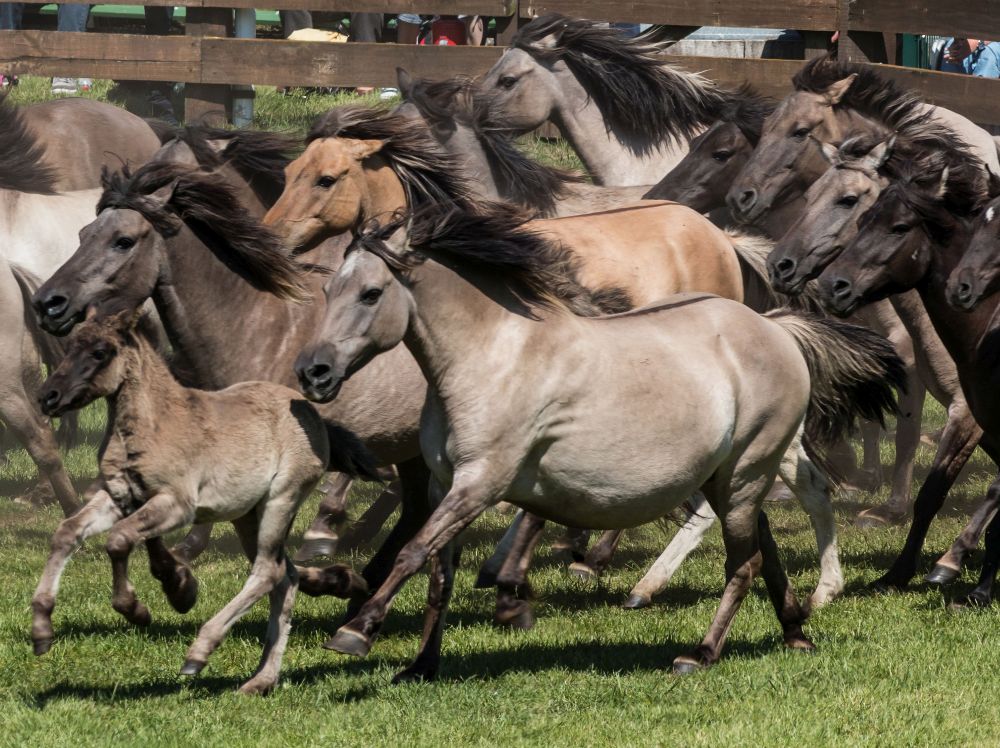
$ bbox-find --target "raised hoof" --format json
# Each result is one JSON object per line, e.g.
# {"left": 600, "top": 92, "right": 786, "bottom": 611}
{"left": 179, "top": 659, "right": 205, "bottom": 677}
{"left": 495, "top": 601, "right": 536, "bottom": 630}
{"left": 324, "top": 627, "right": 373, "bottom": 657}
{"left": 924, "top": 564, "right": 960, "bottom": 586}
{"left": 294, "top": 536, "right": 339, "bottom": 563}
{"left": 622, "top": 593, "right": 651, "bottom": 610}
{"left": 238, "top": 678, "right": 276, "bottom": 696}
{"left": 391, "top": 664, "right": 438, "bottom": 684}
{"left": 32, "top": 637, "right": 53, "bottom": 656}
{"left": 672, "top": 656, "right": 705, "bottom": 675}
{"left": 168, "top": 574, "right": 199, "bottom": 615}
{"left": 473, "top": 568, "right": 498, "bottom": 589}
{"left": 950, "top": 590, "right": 992, "bottom": 610}
{"left": 567, "top": 562, "right": 598, "bottom": 582}
{"left": 854, "top": 506, "right": 906, "bottom": 530}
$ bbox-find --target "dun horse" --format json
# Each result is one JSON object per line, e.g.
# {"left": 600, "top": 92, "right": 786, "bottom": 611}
{"left": 294, "top": 210, "right": 903, "bottom": 681}
{"left": 31, "top": 310, "right": 371, "bottom": 694}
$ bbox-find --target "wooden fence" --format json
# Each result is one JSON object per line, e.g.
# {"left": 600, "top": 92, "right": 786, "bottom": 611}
{"left": 1, "top": 1, "right": 1000, "bottom": 124}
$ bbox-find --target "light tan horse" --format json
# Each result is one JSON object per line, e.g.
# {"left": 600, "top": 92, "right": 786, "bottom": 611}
{"left": 293, "top": 213, "right": 903, "bottom": 682}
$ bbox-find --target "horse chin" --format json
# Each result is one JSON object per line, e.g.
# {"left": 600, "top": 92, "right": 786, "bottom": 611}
{"left": 41, "top": 308, "right": 85, "bottom": 337}
{"left": 302, "top": 378, "right": 343, "bottom": 404}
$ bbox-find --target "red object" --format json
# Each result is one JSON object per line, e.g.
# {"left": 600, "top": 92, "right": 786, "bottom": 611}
{"left": 431, "top": 18, "right": 466, "bottom": 45}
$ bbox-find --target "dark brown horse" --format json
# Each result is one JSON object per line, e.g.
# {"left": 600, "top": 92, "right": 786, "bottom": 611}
{"left": 818, "top": 154, "right": 1000, "bottom": 602}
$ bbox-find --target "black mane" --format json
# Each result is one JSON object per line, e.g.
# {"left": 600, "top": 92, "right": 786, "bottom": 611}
{"left": 508, "top": 13, "right": 726, "bottom": 148}
{"left": 308, "top": 105, "right": 480, "bottom": 215}
{"left": 0, "top": 93, "right": 58, "bottom": 193}
{"left": 715, "top": 84, "right": 776, "bottom": 146}
{"left": 98, "top": 161, "right": 307, "bottom": 301}
{"left": 349, "top": 206, "right": 630, "bottom": 317}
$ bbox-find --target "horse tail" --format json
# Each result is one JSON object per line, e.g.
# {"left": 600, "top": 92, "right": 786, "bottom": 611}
{"left": 767, "top": 310, "right": 905, "bottom": 449}
{"left": 10, "top": 263, "right": 68, "bottom": 371}
{"left": 726, "top": 229, "right": 824, "bottom": 313}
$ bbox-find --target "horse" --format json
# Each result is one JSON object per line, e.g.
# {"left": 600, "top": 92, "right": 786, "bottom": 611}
{"left": 293, "top": 210, "right": 903, "bottom": 682}
{"left": 726, "top": 55, "right": 1000, "bottom": 226}
{"left": 948, "top": 195, "right": 1000, "bottom": 309}
{"left": 475, "top": 14, "right": 726, "bottom": 186}
{"left": 32, "top": 160, "right": 425, "bottom": 616}
{"left": 818, "top": 154, "right": 1000, "bottom": 602}
{"left": 31, "top": 309, "right": 370, "bottom": 694}
{"left": 393, "top": 69, "right": 650, "bottom": 216}
{"left": 0, "top": 92, "right": 161, "bottom": 515}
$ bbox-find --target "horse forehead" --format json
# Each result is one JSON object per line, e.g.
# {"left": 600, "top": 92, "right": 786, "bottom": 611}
{"left": 90, "top": 207, "right": 145, "bottom": 236}
{"left": 769, "top": 92, "right": 826, "bottom": 130}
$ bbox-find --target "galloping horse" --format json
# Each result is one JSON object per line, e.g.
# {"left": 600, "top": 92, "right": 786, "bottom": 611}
{"left": 294, "top": 210, "right": 903, "bottom": 681}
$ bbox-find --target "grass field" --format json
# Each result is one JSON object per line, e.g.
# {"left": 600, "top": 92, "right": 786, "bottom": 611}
{"left": 2, "top": 79, "right": 1000, "bottom": 747}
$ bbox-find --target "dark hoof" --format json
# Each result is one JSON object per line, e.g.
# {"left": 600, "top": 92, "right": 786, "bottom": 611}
{"left": 391, "top": 664, "right": 438, "bottom": 684}
{"left": 324, "top": 627, "right": 373, "bottom": 657}
{"left": 495, "top": 601, "right": 536, "bottom": 630}
{"left": 179, "top": 659, "right": 205, "bottom": 676}
{"left": 924, "top": 564, "right": 960, "bottom": 586}
{"left": 854, "top": 507, "right": 906, "bottom": 530}
{"left": 473, "top": 569, "right": 498, "bottom": 589}
{"left": 623, "top": 593, "right": 651, "bottom": 610}
{"left": 950, "top": 590, "right": 992, "bottom": 610}
{"left": 294, "top": 536, "right": 339, "bottom": 563}
{"left": 567, "top": 562, "right": 598, "bottom": 581}
{"left": 784, "top": 634, "right": 816, "bottom": 652}
{"left": 168, "top": 574, "right": 199, "bottom": 615}
{"left": 33, "top": 638, "right": 53, "bottom": 656}
{"left": 869, "top": 573, "right": 909, "bottom": 594}
{"left": 672, "top": 655, "right": 705, "bottom": 675}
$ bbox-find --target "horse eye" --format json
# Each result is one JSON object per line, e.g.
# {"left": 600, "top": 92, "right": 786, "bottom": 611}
{"left": 891, "top": 223, "right": 911, "bottom": 235}
{"left": 712, "top": 150, "right": 733, "bottom": 162}
{"left": 837, "top": 195, "right": 859, "bottom": 207}
{"left": 316, "top": 176, "right": 337, "bottom": 189}
{"left": 499, "top": 75, "right": 518, "bottom": 90}
{"left": 360, "top": 288, "right": 383, "bottom": 305}
{"left": 92, "top": 348, "right": 108, "bottom": 362}
{"left": 792, "top": 127, "right": 810, "bottom": 139}
{"left": 113, "top": 237, "right": 135, "bottom": 251}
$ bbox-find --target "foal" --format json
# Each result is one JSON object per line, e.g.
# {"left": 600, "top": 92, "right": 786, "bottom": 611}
{"left": 31, "top": 311, "right": 362, "bottom": 694}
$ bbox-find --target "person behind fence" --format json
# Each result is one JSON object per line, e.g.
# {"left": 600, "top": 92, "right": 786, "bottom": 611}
{"left": 937, "top": 37, "right": 1000, "bottom": 77}
{"left": 0, "top": 3, "right": 92, "bottom": 93}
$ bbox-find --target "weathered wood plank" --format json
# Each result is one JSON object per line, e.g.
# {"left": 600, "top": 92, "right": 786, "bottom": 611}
{"left": 0, "top": 30, "right": 199, "bottom": 81}
{"left": 849, "top": 1, "right": 1000, "bottom": 40}
{"left": 185, "top": 7, "right": 231, "bottom": 125}
{"left": 200, "top": 39, "right": 503, "bottom": 87}
{"left": 520, "top": 0, "right": 838, "bottom": 31}
{"left": 212, "top": 0, "right": 515, "bottom": 13}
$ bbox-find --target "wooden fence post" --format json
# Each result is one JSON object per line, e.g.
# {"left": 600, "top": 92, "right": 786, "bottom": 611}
{"left": 185, "top": 6, "right": 233, "bottom": 125}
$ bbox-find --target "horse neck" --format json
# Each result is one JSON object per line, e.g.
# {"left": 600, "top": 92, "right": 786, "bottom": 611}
{"left": 359, "top": 157, "right": 409, "bottom": 227}
{"left": 153, "top": 223, "right": 319, "bottom": 389}
{"left": 0, "top": 189, "right": 100, "bottom": 277}
{"left": 402, "top": 259, "right": 539, "bottom": 393}
{"left": 451, "top": 124, "right": 503, "bottom": 201}
{"left": 109, "top": 334, "right": 187, "bottom": 445}
{"left": 552, "top": 69, "right": 686, "bottom": 186}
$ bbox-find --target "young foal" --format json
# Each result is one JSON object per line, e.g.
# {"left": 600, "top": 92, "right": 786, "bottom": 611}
{"left": 31, "top": 310, "right": 367, "bottom": 694}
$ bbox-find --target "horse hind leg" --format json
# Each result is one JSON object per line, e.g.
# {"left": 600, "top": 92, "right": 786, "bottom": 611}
{"left": 624, "top": 494, "right": 717, "bottom": 609}
{"left": 777, "top": 431, "right": 843, "bottom": 608}
{"left": 146, "top": 537, "right": 199, "bottom": 614}
{"left": 170, "top": 523, "right": 213, "bottom": 563}
{"left": 757, "top": 510, "right": 813, "bottom": 650}
{"left": 568, "top": 529, "right": 623, "bottom": 580}
{"left": 295, "top": 472, "right": 353, "bottom": 562}
{"left": 493, "top": 512, "right": 546, "bottom": 630}
{"left": 239, "top": 551, "right": 299, "bottom": 695}
{"left": 953, "top": 494, "right": 1000, "bottom": 609}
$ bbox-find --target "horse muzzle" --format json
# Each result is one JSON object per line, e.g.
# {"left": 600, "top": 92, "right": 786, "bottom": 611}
{"left": 294, "top": 351, "right": 345, "bottom": 403}
{"left": 946, "top": 270, "right": 984, "bottom": 312}
{"left": 817, "top": 275, "right": 860, "bottom": 317}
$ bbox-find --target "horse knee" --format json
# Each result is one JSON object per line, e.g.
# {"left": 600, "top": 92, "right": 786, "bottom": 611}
{"left": 106, "top": 531, "right": 134, "bottom": 559}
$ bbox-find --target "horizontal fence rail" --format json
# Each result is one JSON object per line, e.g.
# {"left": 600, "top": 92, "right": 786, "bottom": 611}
{"left": 1, "top": 1, "right": 1000, "bottom": 125}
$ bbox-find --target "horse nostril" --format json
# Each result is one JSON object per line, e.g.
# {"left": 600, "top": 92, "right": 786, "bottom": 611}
{"left": 957, "top": 281, "right": 972, "bottom": 300}
{"left": 42, "top": 390, "right": 60, "bottom": 410}
{"left": 306, "top": 363, "right": 332, "bottom": 383}
{"left": 831, "top": 278, "right": 853, "bottom": 299}
{"left": 42, "top": 294, "right": 68, "bottom": 318}
{"left": 775, "top": 257, "right": 796, "bottom": 279}
{"left": 737, "top": 189, "right": 757, "bottom": 211}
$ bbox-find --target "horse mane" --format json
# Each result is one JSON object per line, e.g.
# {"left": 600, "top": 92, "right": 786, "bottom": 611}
{"left": 349, "top": 207, "right": 631, "bottom": 317}
{"left": 97, "top": 161, "right": 308, "bottom": 301}
{"left": 308, "top": 105, "right": 480, "bottom": 215}
{"left": 715, "top": 84, "right": 776, "bottom": 146}
{"left": 153, "top": 123, "right": 298, "bottom": 190}
{"left": 0, "top": 93, "right": 59, "bottom": 193}
{"left": 406, "top": 74, "right": 585, "bottom": 217}
{"left": 509, "top": 13, "right": 726, "bottom": 148}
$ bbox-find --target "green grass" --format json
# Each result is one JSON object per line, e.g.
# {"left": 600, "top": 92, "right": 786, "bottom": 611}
{"left": 3, "top": 79, "right": 1000, "bottom": 746}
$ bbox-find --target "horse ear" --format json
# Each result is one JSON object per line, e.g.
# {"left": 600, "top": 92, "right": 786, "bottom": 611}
{"left": 84, "top": 306, "right": 99, "bottom": 322}
{"left": 819, "top": 141, "right": 841, "bottom": 165}
{"left": 824, "top": 74, "right": 858, "bottom": 105}
{"left": 865, "top": 136, "right": 894, "bottom": 170}
{"left": 935, "top": 166, "right": 950, "bottom": 199}
{"left": 396, "top": 67, "right": 414, "bottom": 98}
{"left": 383, "top": 222, "right": 412, "bottom": 254}
{"left": 351, "top": 139, "right": 385, "bottom": 161}
{"left": 148, "top": 179, "right": 178, "bottom": 209}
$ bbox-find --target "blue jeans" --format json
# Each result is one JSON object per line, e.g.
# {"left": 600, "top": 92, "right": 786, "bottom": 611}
{"left": 0, "top": 4, "right": 89, "bottom": 31}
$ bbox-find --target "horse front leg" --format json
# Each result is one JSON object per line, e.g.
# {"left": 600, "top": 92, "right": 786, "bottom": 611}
{"left": 32, "top": 487, "right": 123, "bottom": 654}
{"left": 493, "top": 512, "right": 546, "bottom": 630}
{"left": 146, "top": 537, "right": 199, "bottom": 614}
{"left": 952, "top": 476, "right": 1000, "bottom": 608}
{"left": 295, "top": 472, "right": 353, "bottom": 561}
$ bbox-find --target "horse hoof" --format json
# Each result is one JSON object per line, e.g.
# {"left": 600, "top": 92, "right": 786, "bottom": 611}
{"left": 869, "top": 574, "right": 908, "bottom": 594}
{"left": 473, "top": 569, "right": 497, "bottom": 589}
{"left": 784, "top": 635, "right": 816, "bottom": 652}
{"left": 170, "top": 574, "right": 199, "bottom": 615}
{"left": 33, "top": 638, "right": 53, "bottom": 656}
{"left": 324, "top": 627, "right": 373, "bottom": 657}
{"left": 179, "top": 659, "right": 205, "bottom": 676}
{"left": 950, "top": 591, "right": 992, "bottom": 610}
{"left": 238, "top": 678, "right": 275, "bottom": 696}
{"left": 567, "top": 562, "right": 597, "bottom": 581}
{"left": 294, "top": 536, "right": 339, "bottom": 563}
{"left": 622, "top": 594, "right": 651, "bottom": 610}
{"left": 924, "top": 564, "right": 960, "bottom": 586}
{"left": 391, "top": 665, "right": 437, "bottom": 684}
{"left": 672, "top": 656, "right": 704, "bottom": 675}
{"left": 495, "top": 601, "right": 536, "bottom": 630}
{"left": 854, "top": 507, "right": 905, "bottom": 530}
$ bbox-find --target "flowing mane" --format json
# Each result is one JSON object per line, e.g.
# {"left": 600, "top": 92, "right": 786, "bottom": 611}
{"left": 715, "top": 84, "right": 776, "bottom": 146}
{"left": 348, "top": 207, "right": 631, "bottom": 317}
{"left": 308, "top": 105, "right": 480, "bottom": 215}
{"left": 404, "top": 74, "right": 585, "bottom": 216}
{"left": 0, "top": 93, "right": 58, "bottom": 193}
{"left": 508, "top": 13, "right": 726, "bottom": 147}
{"left": 97, "top": 161, "right": 308, "bottom": 301}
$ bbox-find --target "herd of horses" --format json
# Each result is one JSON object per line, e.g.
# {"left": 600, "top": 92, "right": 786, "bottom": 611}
{"left": 5, "top": 14, "right": 1000, "bottom": 694}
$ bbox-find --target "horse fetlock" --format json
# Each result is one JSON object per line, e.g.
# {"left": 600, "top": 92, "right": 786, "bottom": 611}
{"left": 162, "top": 567, "right": 199, "bottom": 614}
{"left": 112, "top": 595, "right": 151, "bottom": 626}
{"left": 494, "top": 596, "right": 536, "bottom": 630}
